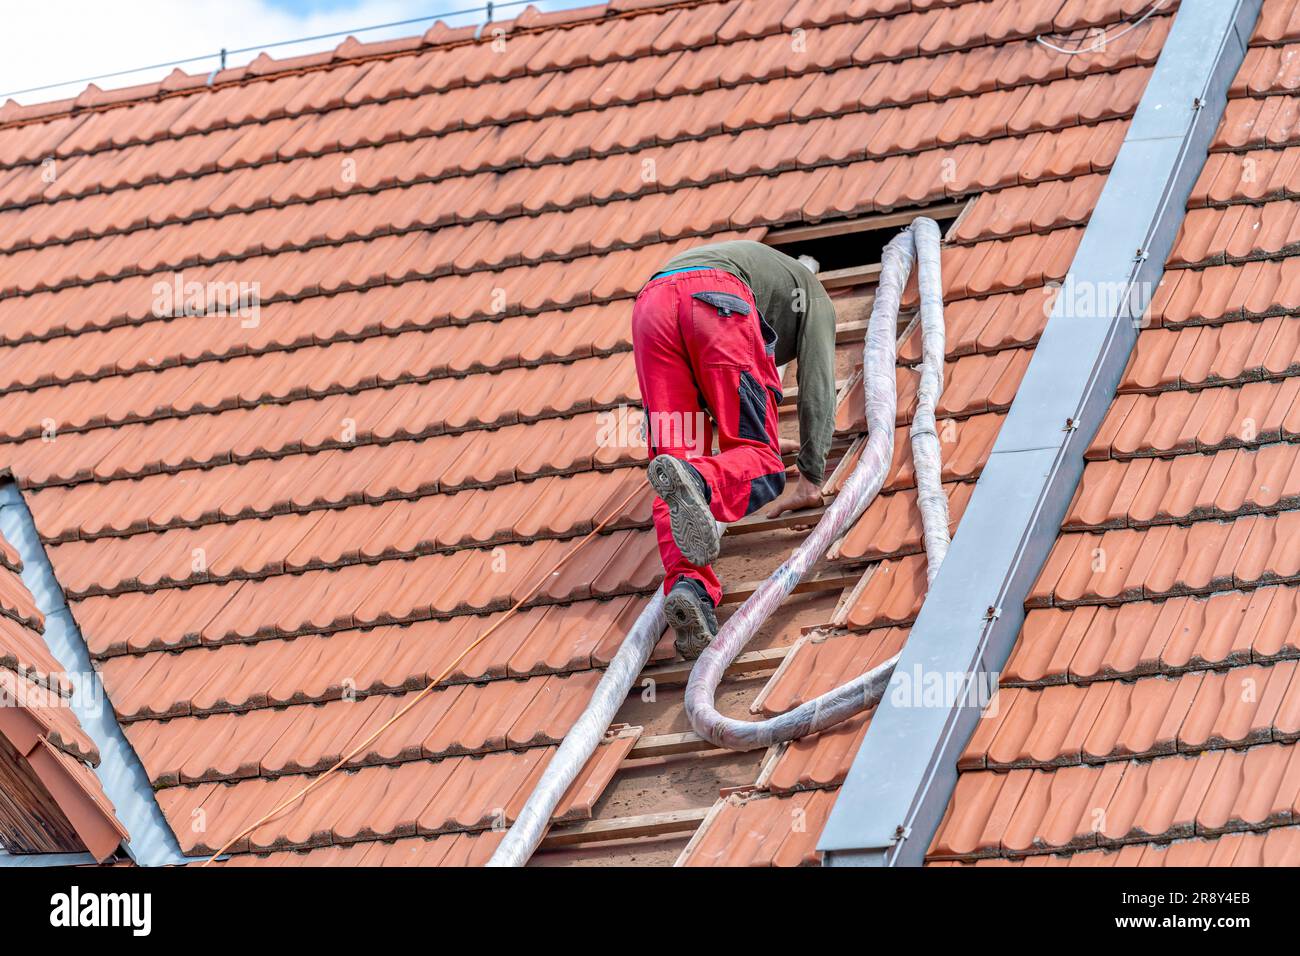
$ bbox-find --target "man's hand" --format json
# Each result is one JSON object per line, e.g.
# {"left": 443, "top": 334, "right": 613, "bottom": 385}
{"left": 764, "top": 473, "right": 824, "bottom": 520}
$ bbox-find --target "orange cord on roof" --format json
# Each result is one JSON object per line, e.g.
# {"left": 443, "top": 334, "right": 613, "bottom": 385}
{"left": 200, "top": 476, "right": 649, "bottom": 866}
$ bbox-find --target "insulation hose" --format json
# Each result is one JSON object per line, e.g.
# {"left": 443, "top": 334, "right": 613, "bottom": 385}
{"left": 684, "top": 217, "right": 947, "bottom": 750}
{"left": 200, "top": 480, "right": 652, "bottom": 866}
{"left": 487, "top": 218, "right": 947, "bottom": 864}
{"left": 486, "top": 592, "right": 664, "bottom": 867}
{"left": 909, "top": 219, "right": 951, "bottom": 584}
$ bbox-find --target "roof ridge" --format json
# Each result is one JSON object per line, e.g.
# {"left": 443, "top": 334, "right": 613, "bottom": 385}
{"left": 0, "top": 0, "right": 718, "bottom": 130}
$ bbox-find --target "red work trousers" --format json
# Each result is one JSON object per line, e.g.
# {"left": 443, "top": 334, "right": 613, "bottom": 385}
{"left": 631, "top": 268, "right": 787, "bottom": 605}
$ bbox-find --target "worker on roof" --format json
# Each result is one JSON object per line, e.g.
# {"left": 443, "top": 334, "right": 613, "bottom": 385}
{"left": 633, "top": 239, "right": 837, "bottom": 659}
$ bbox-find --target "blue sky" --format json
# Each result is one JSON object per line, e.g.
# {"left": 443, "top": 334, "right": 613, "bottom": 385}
{"left": 0, "top": 0, "right": 592, "bottom": 104}
{"left": 267, "top": 0, "right": 370, "bottom": 13}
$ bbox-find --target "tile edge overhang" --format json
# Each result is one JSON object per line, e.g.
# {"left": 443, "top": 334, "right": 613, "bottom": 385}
{"left": 816, "top": 0, "right": 1263, "bottom": 868}
{"left": 0, "top": 483, "right": 187, "bottom": 867}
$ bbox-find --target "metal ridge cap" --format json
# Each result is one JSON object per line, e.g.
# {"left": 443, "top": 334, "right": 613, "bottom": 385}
{"left": 817, "top": 0, "right": 1262, "bottom": 867}
{"left": 0, "top": 483, "right": 187, "bottom": 867}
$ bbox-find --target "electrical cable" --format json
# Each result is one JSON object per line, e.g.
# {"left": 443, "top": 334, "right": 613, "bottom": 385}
{"left": 1035, "top": 0, "right": 1169, "bottom": 56}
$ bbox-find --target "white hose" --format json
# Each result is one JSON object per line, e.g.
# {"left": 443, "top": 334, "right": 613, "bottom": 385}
{"left": 488, "top": 218, "right": 948, "bottom": 864}
{"left": 684, "top": 218, "right": 947, "bottom": 750}
{"left": 909, "top": 219, "right": 950, "bottom": 583}
{"left": 486, "top": 590, "right": 664, "bottom": 866}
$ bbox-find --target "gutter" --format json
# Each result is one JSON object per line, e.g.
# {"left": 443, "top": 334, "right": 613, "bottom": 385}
{"left": 0, "top": 483, "right": 188, "bottom": 867}
{"left": 817, "top": 0, "right": 1262, "bottom": 867}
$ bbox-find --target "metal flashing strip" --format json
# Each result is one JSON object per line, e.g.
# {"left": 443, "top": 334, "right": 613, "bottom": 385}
{"left": 818, "top": 0, "right": 1262, "bottom": 868}
{"left": 0, "top": 483, "right": 188, "bottom": 867}
{"left": 0, "top": 850, "right": 98, "bottom": 868}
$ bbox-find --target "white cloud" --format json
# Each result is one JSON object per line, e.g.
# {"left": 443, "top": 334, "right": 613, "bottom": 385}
{"left": 0, "top": 0, "right": 586, "bottom": 105}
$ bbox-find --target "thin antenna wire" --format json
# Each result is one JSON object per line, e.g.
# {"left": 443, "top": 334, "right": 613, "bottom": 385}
{"left": 1036, "top": 0, "right": 1168, "bottom": 56}
{"left": 1, "top": 0, "right": 535, "bottom": 100}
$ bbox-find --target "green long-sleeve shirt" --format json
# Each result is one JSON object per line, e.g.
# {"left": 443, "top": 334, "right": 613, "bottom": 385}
{"left": 662, "top": 240, "right": 837, "bottom": 484}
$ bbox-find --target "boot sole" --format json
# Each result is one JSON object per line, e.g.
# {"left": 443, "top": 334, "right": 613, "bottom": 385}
{"left": 648, "top": 456, "right": 721, "bottom": 567}
{"left": 664, "top": 588, "right": 715, "bottom": 660}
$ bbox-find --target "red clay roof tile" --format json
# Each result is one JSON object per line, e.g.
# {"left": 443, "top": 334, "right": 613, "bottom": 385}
{"left": 932, "top": 14, "right": 1300, "bottom": 862}
{"left": 678, "top": 787, "right": 836, "bottom": 866}
{"left": 0, "top": 0, "right": 1181, "bottom": 865}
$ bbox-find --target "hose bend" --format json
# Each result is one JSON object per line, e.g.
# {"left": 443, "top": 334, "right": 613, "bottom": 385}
{"left": 684, "top": 219, "right": 949, "bottom": 751}
{"left": 488, "top": 218, "right": 949, "bottom": 865}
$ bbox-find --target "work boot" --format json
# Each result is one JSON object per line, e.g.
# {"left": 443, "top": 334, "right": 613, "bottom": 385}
{"left": 664, "top": 578, "right": 718, "bottom": 660}
{"left": 648, "top": 455, "right": 720, "bottom": 566}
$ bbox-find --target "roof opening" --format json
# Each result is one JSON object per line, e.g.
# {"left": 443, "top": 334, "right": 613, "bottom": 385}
{"left": 766, "top": 200, "right": 968, "bottom": 276}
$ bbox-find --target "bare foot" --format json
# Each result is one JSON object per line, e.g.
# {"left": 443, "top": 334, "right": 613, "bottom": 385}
{"left": 764, "top": 474, "right": 824, "bottom": 519}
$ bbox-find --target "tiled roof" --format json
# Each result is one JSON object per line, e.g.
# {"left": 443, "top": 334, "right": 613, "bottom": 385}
{"left": 0, "top": 0, "right": 1178, "bottom": 865}
{"left": 930, "top": 0, "right": 1300, "bottom": 866}
{"left": 931, "top": 820, "right": 1300, "bottom": 864}
{"left": 0, "top": 530, "right": 126, "bottom": 860}
{"left": 665, "top": 0, "right": 1171, "bottom": 865}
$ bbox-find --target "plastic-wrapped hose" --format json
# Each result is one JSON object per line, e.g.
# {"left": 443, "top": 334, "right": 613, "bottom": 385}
{"left": 488, "top": 218, "right": 948, "bottom": 864}
{"left": 486, "top": 590, "right": 664, "bottom": 867}
{"left": 684, "top": 218, "right": 948, "bottom": 750}
{"left": 909, "top": 218, "right": 950, "bottom": 584}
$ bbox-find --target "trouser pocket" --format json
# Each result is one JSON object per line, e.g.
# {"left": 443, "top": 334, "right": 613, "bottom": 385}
{"left": 737, "top": 370, "right": 771, "bottom": 444}
{"left": 691, "top": 289, "right": 757, "bottom": 367}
